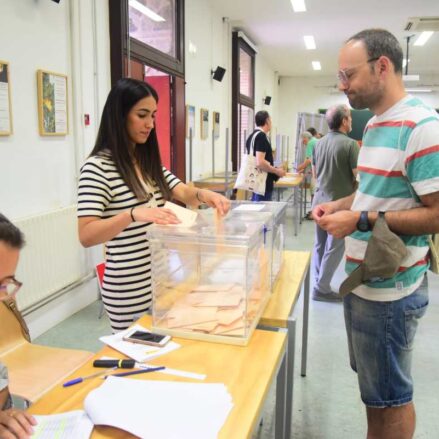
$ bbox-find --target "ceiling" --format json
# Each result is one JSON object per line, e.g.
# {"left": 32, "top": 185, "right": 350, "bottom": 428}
{"left": 209, "top": 0, "right": 439, "bottom": 82}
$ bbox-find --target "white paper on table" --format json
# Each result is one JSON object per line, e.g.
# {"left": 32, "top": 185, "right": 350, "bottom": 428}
{"left": 84, "top": 377, "right": 233, "bottom": 439}
{"left": 98, "top": 356, "right": 206, "bottom": 381}
{"left": 164, "top": 201, "right": 198, "bottom": 227}
{"left": 99, "top": 324, "right": 180, "bottom": 363}
{"left": 31, "top": 410, "right": 93, "bottom": 439}
{"left": 232, "top": 204, "right": 266, "bottom": 211}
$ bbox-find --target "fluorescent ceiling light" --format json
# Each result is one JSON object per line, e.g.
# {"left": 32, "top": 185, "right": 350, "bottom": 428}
{"left": 403, "top": 74, "right": 420, "bottom": 81}
{"left": 406, "top": 88, "right": 432, "bottom": 93}
{"left": 303, "top": 35, "right": 316, "bottom": 50}
{"left": 312, "top": 61, "right": 321, "bottom": 71}
{"left": 129, "top": 0, "right": 165, "bottom": 22}
{"left": 414, "top": 31, "right": 434, "bottom": 46}
{"left": 290, "top": 0, "right": 306, "bottom": 12}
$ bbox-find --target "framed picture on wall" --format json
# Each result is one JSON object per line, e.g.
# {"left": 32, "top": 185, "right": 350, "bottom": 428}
{"left": 37, "top": 69, "right": 69, "bottom": 136}
{"left": 200, "top": 108, "right": 209, "bottom": 140}
{"left": 186, "top": 105, "right": 195, "bottom": 138}
{"left": 213, "top": 111, "right": 220, "bottom": 138}
{"left": 0, "top": 60, "right": 13, "bottom": 136}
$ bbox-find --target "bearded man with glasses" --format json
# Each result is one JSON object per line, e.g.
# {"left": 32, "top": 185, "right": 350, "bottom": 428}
{"left": 0, "top": 214, "right": 37, "bottom": 438}
{"left": 313, "top": 29, "right": 439, "bottom": 439}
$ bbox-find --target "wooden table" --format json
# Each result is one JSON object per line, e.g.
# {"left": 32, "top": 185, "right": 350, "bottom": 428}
{"left": 259, "top": 250, "right": 311, "bottom": 439}
{"left": 192, "top": 176, "right": 236, "bottom": 195}
{"left": 274, "top": 174, "right": 304, "bottom": 236}
{"left": 29, "top": 316, "right": 288, "bottom": 439}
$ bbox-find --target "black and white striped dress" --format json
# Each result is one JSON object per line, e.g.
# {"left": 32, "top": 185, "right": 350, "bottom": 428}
{"left": 77, "top": 152, "right": 181, "bottom": 331}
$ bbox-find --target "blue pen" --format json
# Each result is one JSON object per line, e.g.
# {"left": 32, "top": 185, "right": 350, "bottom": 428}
{"left": 108, "top": 366, "right": 165, "bottom": 378}
{"left": 63, "top": 367, "right": 117, "bottom": 387}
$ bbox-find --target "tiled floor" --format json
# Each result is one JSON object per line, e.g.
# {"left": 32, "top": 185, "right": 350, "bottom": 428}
{"left": 34, "top": 209, "right": 439, "bottom": 438}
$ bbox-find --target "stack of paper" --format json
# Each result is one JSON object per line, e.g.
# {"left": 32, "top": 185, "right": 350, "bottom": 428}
{"left": 99, "top": 324, "right": 180, "bottom": 362}
{"left": 31, "top": 411, "right": 93, "bottom": 439}
{"left": 84, "top": 376, "right": 234, "bottom": 439}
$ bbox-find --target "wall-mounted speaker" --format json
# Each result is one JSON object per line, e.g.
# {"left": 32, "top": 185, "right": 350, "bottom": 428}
{"left": 211, "top": 66, "right": 226, "bottom": 82}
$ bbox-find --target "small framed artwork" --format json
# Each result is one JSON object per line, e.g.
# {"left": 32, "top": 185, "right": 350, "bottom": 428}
{"left": 213, "top": 111, "right": 220, "bottom": 138}
{"left": 37, "top": 69, "right": 69, "bottom": 136}
{"left": 186, "top": 104, "right": 195, "bottom": 138}
{"left": 200, "top": 108, "right": 209, "bottom": 140}
{"left": 0, "top": 60, "right": 13, "bottom": 135}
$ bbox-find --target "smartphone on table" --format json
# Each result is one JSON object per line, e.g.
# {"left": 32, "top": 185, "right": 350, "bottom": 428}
{"left": 123, "top": 330, "right": 170, "bottom": 347}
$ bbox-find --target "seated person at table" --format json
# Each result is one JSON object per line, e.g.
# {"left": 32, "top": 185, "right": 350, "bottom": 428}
{"left": 0, "top": 214, "right": 37, "bottom": 438}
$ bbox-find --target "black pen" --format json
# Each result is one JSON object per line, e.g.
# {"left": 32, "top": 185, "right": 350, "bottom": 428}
{"left": 107, "top": 366, "right": 165, "bottom": 378}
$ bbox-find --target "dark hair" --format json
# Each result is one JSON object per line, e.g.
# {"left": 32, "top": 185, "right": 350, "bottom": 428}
{"left": 307, "top": 127, "right": 317, "bottom": 136}
{"left": 89, "top": 78, "right": 171, "bottom": 201}
{"left": 347, "top": 28, "right": 403, "bottom": 74}
{"left": 255, "top": 111, "right": 270, "bottom": 127}
{"left": 326, "top": 105, "right": 350, "bottom": 130}
{"left": 0, "top": 214, "right": 25, "bottom": 249}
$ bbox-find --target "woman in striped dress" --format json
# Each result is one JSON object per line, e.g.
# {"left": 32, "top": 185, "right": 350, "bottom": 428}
{"left": 77, "top": 78, "right": 229, "bottom": 331}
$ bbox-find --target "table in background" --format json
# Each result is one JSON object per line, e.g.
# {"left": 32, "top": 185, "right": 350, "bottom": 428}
{"left": 260, "top": 250, "right": 311, "bottom": 439}
{"left": 192, "top": 176, "right": 236, "bottom": 198}
{"left": 274, "top": 174, "right": 304, "bottom": 236}
{"left": 29, "top": 316, "right": 288, "bottom": 439}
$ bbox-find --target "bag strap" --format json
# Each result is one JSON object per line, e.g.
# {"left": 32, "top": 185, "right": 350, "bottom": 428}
{"left": 2, "top": 297, "right": 31, "bottom": 342}
{"left": 247, "top": 130, "right": 265, "bottom": 156}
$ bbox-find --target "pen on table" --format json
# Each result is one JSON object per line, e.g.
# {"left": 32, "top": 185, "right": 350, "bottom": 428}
{"left": 63, "top": 367, "right": 117, "bottom": 387}
{"left": 93, "top": 359, "right": 135, "bottom": 369}
{"left": 106, "top": 366, "right": 165, "bottom": 379}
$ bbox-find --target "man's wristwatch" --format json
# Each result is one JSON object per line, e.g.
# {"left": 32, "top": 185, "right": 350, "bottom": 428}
{"left": 356, "top": 211, "right": 371, "bottom": 232}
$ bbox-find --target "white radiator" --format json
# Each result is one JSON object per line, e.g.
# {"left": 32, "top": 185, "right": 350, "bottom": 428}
{"left": 14, "top": 206, "right": 87, "bottom": 312}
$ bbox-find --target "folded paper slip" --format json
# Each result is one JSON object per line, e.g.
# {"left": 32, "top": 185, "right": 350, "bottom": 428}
{"left": 339, "top": 213, "right": 408, "bottom": 297}
{"left": 164, "top": 201, "right": 198, "bottom": 227}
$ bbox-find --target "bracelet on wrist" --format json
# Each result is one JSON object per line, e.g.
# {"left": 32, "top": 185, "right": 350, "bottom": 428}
{"left": 130, "top": 207, "right": 136, "bottom": 222}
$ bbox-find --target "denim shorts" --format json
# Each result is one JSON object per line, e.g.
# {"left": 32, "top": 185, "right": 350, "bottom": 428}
{"left": 343, "top": 275, "right": 429, "bottom": 408}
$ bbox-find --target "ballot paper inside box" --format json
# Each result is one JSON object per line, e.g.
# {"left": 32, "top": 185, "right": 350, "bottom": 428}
{"left": 230, "top": 201, "right": 287, "bottom": 289}
{"left": 147, "top": 212, "right": 270, "bottom": 346}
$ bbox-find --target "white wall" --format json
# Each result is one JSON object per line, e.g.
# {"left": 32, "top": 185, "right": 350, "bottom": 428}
{"left": 185, "top": 0, "right": 279, "bottom": 179}
{"left": 0, "top": 0, "right": 111, "bottom": 337}
{"left": 278, "top": 74, "right": 439, "bottom": 161}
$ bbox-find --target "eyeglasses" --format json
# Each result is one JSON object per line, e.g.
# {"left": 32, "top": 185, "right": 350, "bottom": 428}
{"left": 337, "top": 57, "right": 380, "bottom": 85}
{"left": 0, "top": 277, "right": 23, "bottom": 297}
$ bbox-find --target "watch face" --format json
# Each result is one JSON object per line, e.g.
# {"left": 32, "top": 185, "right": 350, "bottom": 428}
{"left": 358, "top": 222, "right": 369, "bottom": 232}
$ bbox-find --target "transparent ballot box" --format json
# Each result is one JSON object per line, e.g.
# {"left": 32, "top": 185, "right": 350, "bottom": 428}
{"left": 147, "top": 211, "right": 270, "bottom": 346}
{"left": 230, "top": 201, "right": 287, "bottom": 288}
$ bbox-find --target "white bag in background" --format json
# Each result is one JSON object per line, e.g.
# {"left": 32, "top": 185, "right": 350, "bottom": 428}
{"left": 234, "top": 131, "right": 267, "bottom": 196}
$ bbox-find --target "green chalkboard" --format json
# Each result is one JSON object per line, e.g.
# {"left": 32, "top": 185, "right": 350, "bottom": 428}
{"left": 349, "top": 109, "right": 373, "bottom": 141}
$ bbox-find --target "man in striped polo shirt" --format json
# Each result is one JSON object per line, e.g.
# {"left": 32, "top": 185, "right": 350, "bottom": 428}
{"left": 313, "top": 29, "right": 439, "bottom": 439}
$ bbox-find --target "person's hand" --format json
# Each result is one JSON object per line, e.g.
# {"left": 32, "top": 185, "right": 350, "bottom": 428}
{"left": 131, "top": 207, "right": 180, "bottom": 225}
{"left": 297, "top": 163, "right": 306, "bottom": 173}
{"left": 197, "top": 190, "right": 230, "bottom": 216}
{"left": 312, "top": 201, "right": 338, "bottom": 221}
{"left": 275, "top": 167, "right": 286, "bottom": 178}
{"left": 0, "top": 409, "right": 37, "bottom": 439}
{"left": 316, "top": 210, "right": 359, "bottom": 239}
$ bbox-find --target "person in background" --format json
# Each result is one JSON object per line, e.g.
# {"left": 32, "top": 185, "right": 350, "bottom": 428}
{"left": 311, "top": 104, "right": 359, "bottom": 302}
{"left": 245, "top": 111, "right": 286, "bottom": 201}
{"left": 314, "top": 28, "right": 439, "bottom": 438}
{"left": 0, "top": 214, "right": 37, "bottom": 438}
{"left": 78, "top": 78, "right": 230, "bottom": 332}
{"left": 297, "top": 128, "right": 318, "bottom": 219}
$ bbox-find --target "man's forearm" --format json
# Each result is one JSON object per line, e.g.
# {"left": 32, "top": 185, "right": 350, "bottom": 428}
{"left": 366, "top": 207, "right": 439, "bottom": 235}
{"left": 333, "top": 193, "right": 356, "bottom": 212}
{"left": 257, "top": 160, "right": 279, "bottom": 175}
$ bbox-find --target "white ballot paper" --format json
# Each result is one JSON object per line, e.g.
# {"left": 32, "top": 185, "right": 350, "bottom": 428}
{"left": 84, "top": 376, "right": 233, "bottom": 439}
{"left": 164, "top": 201, "right": 198, "bottom": 227}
